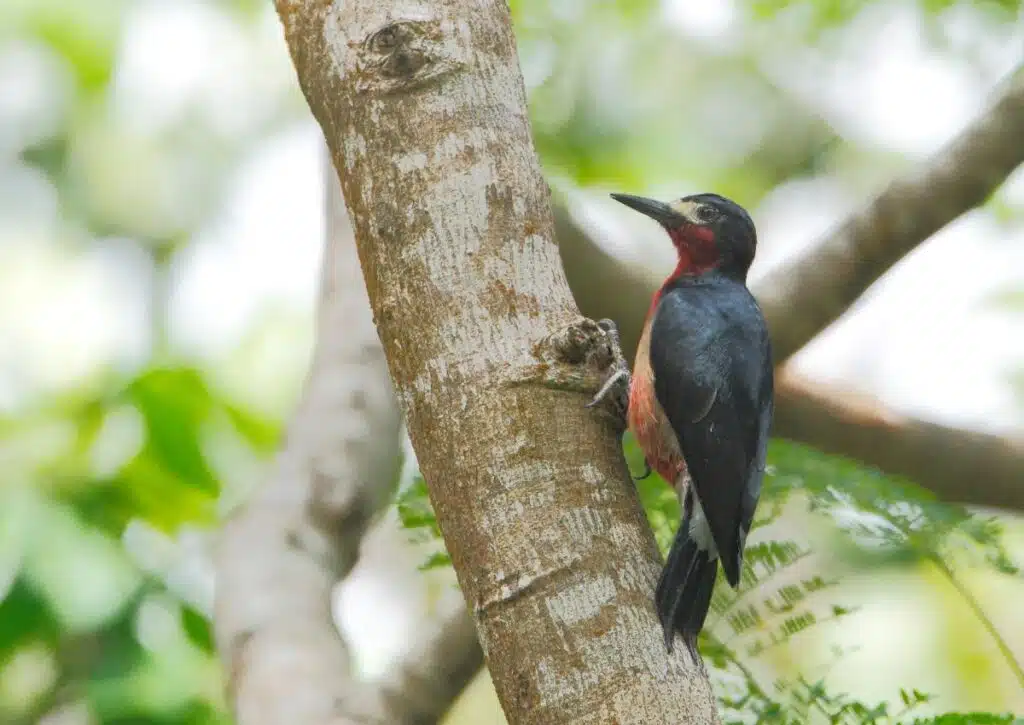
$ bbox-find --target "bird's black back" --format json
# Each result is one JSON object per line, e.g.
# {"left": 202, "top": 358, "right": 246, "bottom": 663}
{"left": 648, "top": 272, "right": 774, "bottom": 586}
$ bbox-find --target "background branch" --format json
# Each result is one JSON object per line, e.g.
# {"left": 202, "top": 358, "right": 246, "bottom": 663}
{"left": 772, "top": 371, "right": 1024, "bottom": 512}
{"left": 757, "top": 65, "right": 1024, "bottom": 362}
{"left": 371, "top": 573, "right": 483, "bottom": 724}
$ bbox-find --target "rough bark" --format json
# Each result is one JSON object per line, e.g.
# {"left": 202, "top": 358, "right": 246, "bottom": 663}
{"left": 214, "top": 146, "right": 483, "bottom": 725}
{"left": 757, "top": 65, "right": 1024, "bottom": 363}
{"left": 557, "top": 202, "right": 1024, "bottom": 510}
{"left": 274, "top": 1, "right": 720, "bottom": 723}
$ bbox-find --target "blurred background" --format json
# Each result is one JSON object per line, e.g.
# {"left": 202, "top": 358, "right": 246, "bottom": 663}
{"left": 1, "top": 0, "right": 1023, "bottom": 723}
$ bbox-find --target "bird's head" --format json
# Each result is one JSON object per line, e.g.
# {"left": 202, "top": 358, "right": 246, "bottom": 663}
{"left": 611, "top": 192, "right": 757, "bottom": 281}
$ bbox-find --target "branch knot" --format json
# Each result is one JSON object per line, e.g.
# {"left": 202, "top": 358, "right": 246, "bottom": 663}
{"left": 521, "top": 317, "right": 630, "bottom": 430}
{"left": 356, "top": 19, "right": 463, "bottom": 95}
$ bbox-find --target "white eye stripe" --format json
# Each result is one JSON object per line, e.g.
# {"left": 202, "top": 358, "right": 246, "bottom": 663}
{"left": 669, "top": 200, "right": 701, "bottom": 222}
{"left": 670, "top": 200, "right": 718, "bottom": 224}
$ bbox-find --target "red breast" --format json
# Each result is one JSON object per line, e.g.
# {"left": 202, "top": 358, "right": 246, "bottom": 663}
{"left": 628, "top": 316, "right": 687, "bottom": 485}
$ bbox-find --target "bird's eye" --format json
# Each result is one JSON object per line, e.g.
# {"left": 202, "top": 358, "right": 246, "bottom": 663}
{"left": 697, "top": 206, "right": 718, "bottom": 223}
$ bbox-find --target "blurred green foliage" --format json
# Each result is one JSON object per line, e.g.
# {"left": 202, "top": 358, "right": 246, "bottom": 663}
{"left": 2, "top": 0, "right": 1023, "bottom": 722}
{"left": 0, "top": 363, "right": 284, "bottom": 724}
{"left": 1, "top": 0, "right": 292, "bottom": 717}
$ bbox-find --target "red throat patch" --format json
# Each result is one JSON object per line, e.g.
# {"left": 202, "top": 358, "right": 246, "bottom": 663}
{"left": 668, "top": 225, "right": 718, "bottom": 278}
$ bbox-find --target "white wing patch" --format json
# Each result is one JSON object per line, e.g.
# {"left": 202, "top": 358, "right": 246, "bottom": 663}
{"left": 688, "top": 493, "right": 719, "bottom": 560}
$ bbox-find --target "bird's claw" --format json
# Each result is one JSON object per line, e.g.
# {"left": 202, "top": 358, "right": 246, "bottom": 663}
{"left": 632, "top": 459, "right": 653, "bottom": 480}
{"left": 580, "top": 318, "right": 631, "bottom": 428}
{"left": 585, "top": 368, "right": 629, "bottom": 409}
{"left": 596, "top": 318, "right": 622, "bottom": 348}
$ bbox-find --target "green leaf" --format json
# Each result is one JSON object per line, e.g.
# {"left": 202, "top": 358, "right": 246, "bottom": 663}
{"left": 14, "top": 0, "right": 125, "bottom": 92}
{"left": 180, "top": 605, "right": 214, "bottom": 654}
{"left": 764, "top": 440, "right": 1016, "bottom": 573}
{"left": 395, "top": 475, "right": 440, "bottom": 541}
{"left": 0, "top": 578, "right": 60, "bottom": 654}
{"left": 222, "top": 403, "right": 282, "bottom": 453}
{"left": 913, "top": 715, "right": 1017, "bottom": 724}
{"left": 419, "top": 552, "right": 453, "bottom": 571}
{"left": 126, "top": 368, "right": 219, "bottom": 495}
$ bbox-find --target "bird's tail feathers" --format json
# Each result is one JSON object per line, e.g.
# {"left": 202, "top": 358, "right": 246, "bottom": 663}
{"left": 656, "top": 510, "right": 718, "bottom": 655}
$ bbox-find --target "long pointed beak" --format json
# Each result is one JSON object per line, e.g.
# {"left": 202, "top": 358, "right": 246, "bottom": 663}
{"left": 610, "top": 193, "right": 686, "bottom": 226}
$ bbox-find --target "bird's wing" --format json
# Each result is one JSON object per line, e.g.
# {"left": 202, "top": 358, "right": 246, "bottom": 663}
{"left": 737, "top": 371, "right": 774, "bottom": 562}
{"left": 649, "top": 283, "right": 772, "bottom": 587}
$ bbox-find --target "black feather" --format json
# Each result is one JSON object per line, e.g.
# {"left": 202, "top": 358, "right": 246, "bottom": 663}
{"left": 649, "top": 271, "right": 773, "bottom": 608}
{"left": 656, "top": 489, "right": 719, "bottom": 653}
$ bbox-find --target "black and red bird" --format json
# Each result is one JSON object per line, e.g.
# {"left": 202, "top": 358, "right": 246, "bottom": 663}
{"left": 593, "top": 192, "right": 774, "bottom": 655}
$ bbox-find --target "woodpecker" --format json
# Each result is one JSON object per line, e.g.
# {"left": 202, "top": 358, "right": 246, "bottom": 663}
{"left": 592, "top": 192, "right": 774, "bottom": 655}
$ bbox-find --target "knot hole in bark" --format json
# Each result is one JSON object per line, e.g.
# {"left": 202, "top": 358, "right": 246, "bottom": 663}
{"left": 357, "top": 19, "right": 462, "bottom": 94}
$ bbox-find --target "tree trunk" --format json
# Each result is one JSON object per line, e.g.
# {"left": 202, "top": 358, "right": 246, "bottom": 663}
{"left": 273, "top": 1, "right": 719, "bottom": 723}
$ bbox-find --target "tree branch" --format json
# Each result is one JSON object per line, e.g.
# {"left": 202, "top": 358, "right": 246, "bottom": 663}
{"left": 371, "top": 567, "right": 484, "bottom": 723}
{"left": 275, "top": 1, "right": 721, "bottom": 722}
{"left": 757, "top": 65, "right": 1024, "bottom": 362}
{"left": 772, "top": 371, "right": 1024, "bottom": 511}
{"left": 214, "top": 147, "right": 404, "bottom": 725}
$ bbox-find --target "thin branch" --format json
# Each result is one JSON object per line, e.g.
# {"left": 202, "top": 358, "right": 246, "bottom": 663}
{"left": 756, "top": 65, "right": 1024, "bottom": 362}
{"left": 930, "top": 555, "right": 1024, "bottom": 691}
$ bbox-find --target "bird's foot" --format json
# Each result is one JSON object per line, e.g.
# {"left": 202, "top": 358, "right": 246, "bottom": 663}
{"left": 632, "top": 458, "right": 653, "bottom": 481}
{"left": 585, "top": 368, "right": 629, "bottom": 409}
{"left": 525, "top": 317, "right": 630, "bottom": 431}
{"left": 581, "top": 319, "right": 630, "bottom": 426}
